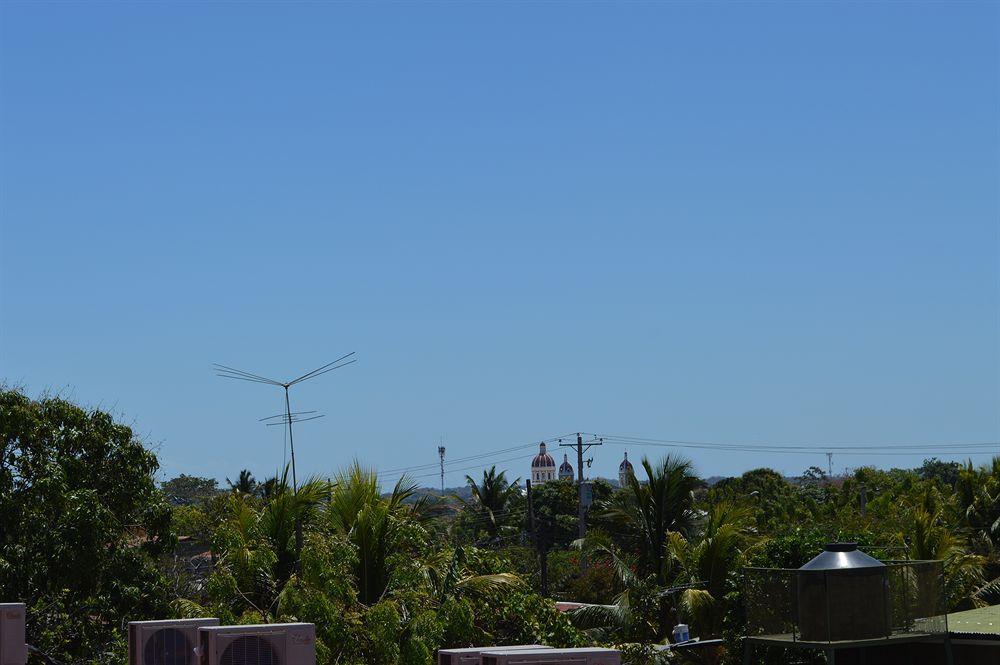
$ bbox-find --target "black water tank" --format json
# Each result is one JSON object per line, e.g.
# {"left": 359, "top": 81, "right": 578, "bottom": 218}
{"left": 797, "top": 543, "right": 891, "bottom": 641}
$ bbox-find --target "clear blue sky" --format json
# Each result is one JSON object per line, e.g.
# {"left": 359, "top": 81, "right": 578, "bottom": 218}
{"left": 1, "top": 2, "right": 997, "bottom": 485}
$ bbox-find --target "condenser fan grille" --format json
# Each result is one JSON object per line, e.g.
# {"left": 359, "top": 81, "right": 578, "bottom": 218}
{"left": 143, "top": 628, "right": 193, "bottom": 665}
{"left": 220, "top": 635, "right": 280, "bottom": 665}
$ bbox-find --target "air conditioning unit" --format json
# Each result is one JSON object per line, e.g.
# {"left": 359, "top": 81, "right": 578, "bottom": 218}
{"left": 438, "top": 645, "right": 549, "bottom": 665}
{"left": 0, "top": 603, "right": 28, "bottom": 665}
{"left": 480, "top": 647, "right": 621, "bottom": 665}
{"left": 129, "top": 618, "right": 220, "bottom": 665}
{"left": 197, "top": 623, "right": 316, "bottom": 665}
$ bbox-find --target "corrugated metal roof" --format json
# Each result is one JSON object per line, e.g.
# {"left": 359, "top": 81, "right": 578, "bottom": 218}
{"left": 948, "top": 605, "right": 1000, "bottom": 636}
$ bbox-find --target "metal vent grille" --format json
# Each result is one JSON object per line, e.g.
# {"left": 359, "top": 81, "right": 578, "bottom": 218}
{"left": 143, "top": 628, "right": 193, "bottom": 665}
{"left": 220, "top": 635, "right": 280, "bottom": 665}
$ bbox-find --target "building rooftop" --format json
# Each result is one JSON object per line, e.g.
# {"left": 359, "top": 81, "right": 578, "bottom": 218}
{"left": 948, "top": 605, "right": 1000, "bottom": 637}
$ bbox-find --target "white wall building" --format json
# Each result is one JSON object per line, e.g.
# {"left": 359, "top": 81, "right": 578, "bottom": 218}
{"left": 530, "top": 442, "right": 556, "bottom": 485}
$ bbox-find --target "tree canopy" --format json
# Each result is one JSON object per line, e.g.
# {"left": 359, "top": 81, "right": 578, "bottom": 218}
{"left": 0, "top": 388, "right": 172, "bottom": 663}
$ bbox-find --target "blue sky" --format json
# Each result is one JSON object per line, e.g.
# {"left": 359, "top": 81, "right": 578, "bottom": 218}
{"left": 1, "top": 2, "right": 997, "bottom": 485}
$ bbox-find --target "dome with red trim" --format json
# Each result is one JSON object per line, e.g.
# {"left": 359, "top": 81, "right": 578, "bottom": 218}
{"left": 532, "top": 442, "right": 555, "bottom": 468}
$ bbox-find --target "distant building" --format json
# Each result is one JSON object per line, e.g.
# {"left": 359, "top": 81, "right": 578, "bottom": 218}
{"left": 531, "top": 442, "right": 556, "bottom": 485}
{"left": 619, "top": 451, "right": 634, "bottom": 487}
{"left": 559, "top": 454, "right": 574, "bottom": 480}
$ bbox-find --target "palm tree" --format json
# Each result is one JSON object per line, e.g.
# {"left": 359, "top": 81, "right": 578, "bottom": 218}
{"left": 569, "top": 533, "right": 663, "bottom": 643}
{"left": 460, "top": 466, "right": 521, "bottom": 543}
{"left": 672, "top": 501, "right": 756, "bottom": 637}
{"left": 907, "top": 490, "right": 985, "bottom": 610}
{"left": 599, "top": 454, "right": 698, "bottom": 585}
{"left": 327, "top": 462, "right": 426, "bottom": 605}
{"left": 574, "top": 499, "right": 755, "bottom": 643}
{"left": 227, "top": 469, "right": 257, "bottom": 495}
{"left": 424, "top": 545, "right": 522, "bottom": 605}
{"left": 956, "top": 457, "right": 1000, "bottom": 549}
{"left": 577, "top": 455, "right": 700, "bottom": 640}
{"left": 260, "top": 473, "right": 330, "bottom": 593}
{"left": 206, "top": 467, "right": 330, "bottom": 619}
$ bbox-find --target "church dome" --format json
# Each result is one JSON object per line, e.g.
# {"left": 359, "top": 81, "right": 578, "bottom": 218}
{"left": 559, "top": 454, "right": 574, "bottom": 479}
{"left": 619, "top": 451, "right": 634, "bottom": 472}
{"left": 532, "top": 442, "right": 555, "bottom": 468}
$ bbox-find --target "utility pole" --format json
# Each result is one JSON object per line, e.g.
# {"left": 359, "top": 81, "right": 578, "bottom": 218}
{"left": 438, "top": 443, "right": 446, "bottom": 493}
{"left": 526, "top": 479, "right": 548, "bottom": 596}
{"left": 826, "top": 452, "right": 834, "bottom": 478}
{"left": 559, "top": 433, "right": 603, "bottom": 558}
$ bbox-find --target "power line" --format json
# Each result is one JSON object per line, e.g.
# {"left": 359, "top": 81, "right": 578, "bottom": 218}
{"left": 600, "top": 441, "right": 996, "bottom": 456}
{"left": 403, "top": 451, "right": 538, "bottom": 480}
{"left": 593, "top": 433, "right": 998, "bottom": 456}
{"left": 593, "top": 433, "right": 998, "bottom": 451}
{"left": 380, "top": 432, "right": 577, "bottom": 475}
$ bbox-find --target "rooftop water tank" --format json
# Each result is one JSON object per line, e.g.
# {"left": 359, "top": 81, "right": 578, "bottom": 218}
{"left": 797, "top": 543, "right": 891, "bottom": 641}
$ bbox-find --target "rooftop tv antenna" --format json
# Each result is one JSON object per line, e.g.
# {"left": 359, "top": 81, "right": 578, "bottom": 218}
{"left": 214, "top": 352, "right": 356, "bottom": 492}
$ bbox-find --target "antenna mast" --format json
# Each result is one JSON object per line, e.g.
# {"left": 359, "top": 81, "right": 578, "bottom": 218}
{"left": 215, "top": 352, "right": 356, "bottom": 492}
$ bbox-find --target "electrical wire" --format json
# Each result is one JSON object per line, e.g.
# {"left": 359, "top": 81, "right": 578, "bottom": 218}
{"left": 592, "top": 433, "right": 998, "bottom": 456}
{"left": 380, "top": 432, "right": 578, "bottom": 475}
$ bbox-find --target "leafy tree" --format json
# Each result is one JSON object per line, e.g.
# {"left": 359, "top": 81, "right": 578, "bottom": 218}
{"left": 709, "top": 468, "right": 815, "bottom": 532}
{"left": 530, "top": 478, "right": 580, "bottom": 548}
{"left": 0, "top": 388, "right": 172, "bottom": 664}
{"left": 477, "top": 586, "right": 588, "bottom": 647}
{"left": 918, "top": 457, "right": 961, "bottom": 488}
{"left": 161, "top": 473, "right": 220, "bottom": 504}
{"left": 570, "top": 534, "right": 665, "bottom": 643}
{"left": 801, "top": 466, "right": 827, "bottom": 483}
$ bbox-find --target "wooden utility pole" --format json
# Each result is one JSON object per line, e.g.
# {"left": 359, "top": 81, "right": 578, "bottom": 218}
{"left": 559, "top": 433, "right": 603, "bottom": 541}
{"left": 526, "top": 479, "right": 548, "bottom": 596}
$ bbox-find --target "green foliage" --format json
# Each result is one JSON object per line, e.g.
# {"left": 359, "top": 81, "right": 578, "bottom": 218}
{"left": 457, "top": 465, "right": 523, "bottom": 545}
{"left": 478, "top": 587, "right": 589, "bottom": 647}
{"left": 0, "top": 388, "right": 171, "bottom": 664}
{"left": 596, "top": 454, "right": 699, "bottom": 586}
{"left": 161, "top": 474, "right": 220, "bottom": 504}
{"left": 709, "top": 468, "right": 815, "bottom": 533}
{"left": 673, "top": 502, "right": 756, "bottom": 636}
{"left": 227, "top": 469, "right": 258, "bottom": 495}
{"left": 531, "top": 479, "right": 581, "bottom": 548}
{"left": 918, "top": 457, "right": 961, "bottom": 488}
{"left": 7, "top": 383, "right": 999, "bottom": 665}
{"left": 618, "top": 643, "right": 672, "bottom": 665}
